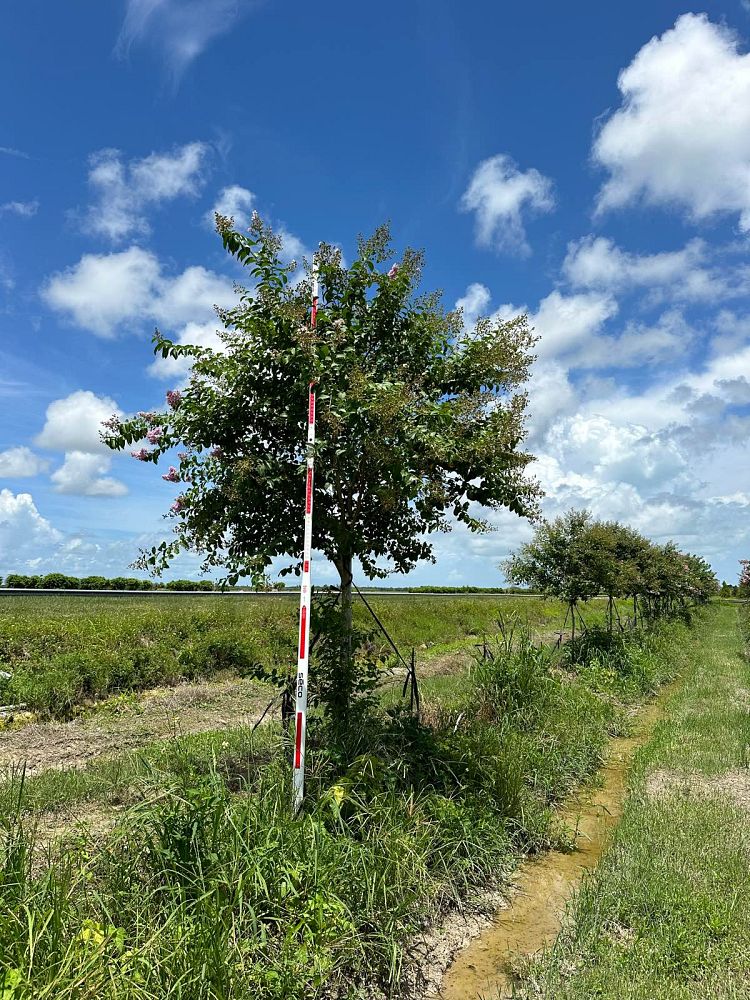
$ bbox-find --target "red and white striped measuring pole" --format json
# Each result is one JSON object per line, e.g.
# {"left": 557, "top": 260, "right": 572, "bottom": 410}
{"left": 292, "top": 264, "right": 318, "bottom": 812}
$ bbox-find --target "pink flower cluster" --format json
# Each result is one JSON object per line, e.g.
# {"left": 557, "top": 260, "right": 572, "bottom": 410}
{"left": 387, "top": 264, "right": 400, "bottom": 279}
{"left": 102, "top": 414, "right": 121, "bottom": 431}
{"left": 162, "top": 466, "right": 180, "bottom": 483}
{"left": 146, "top": 426, "right": 164, "bottom": 444}
{"left": 137, "top": 411, "right": 158, "bottom": 423}
{"left": 171, "top": 496, "right": 185, "bottom": 514}
{"left": 211, "top": 446, "right": 223, "bottom": 458}
{"left": 131, "top": 448, "right": 151, "bottom": 461}
{"left": 166, "top": 390, "right": 182, "bottom": 410}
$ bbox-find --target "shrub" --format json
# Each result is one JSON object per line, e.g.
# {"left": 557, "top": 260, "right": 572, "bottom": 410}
{"left": 472, "top": 616, "right": 556, "bottom": 723}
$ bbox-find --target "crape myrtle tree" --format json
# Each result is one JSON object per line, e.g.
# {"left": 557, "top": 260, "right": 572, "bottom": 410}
{"left": 638, "top": 543, "right": 715, "bottom": 619}
{"left": 102, "top": 215, "right": 542, "bottom": 712}
{"left": 683, "top": 553, "right": 718, "bottom": 605}
{"left": 576, "top": 519, "right": 648, "bottom": 632}
{"left": 503, "top": 510, "right": 599, "bottom": 641}
{"left": 504, "top": 509, "right": 718, "bottom": 637}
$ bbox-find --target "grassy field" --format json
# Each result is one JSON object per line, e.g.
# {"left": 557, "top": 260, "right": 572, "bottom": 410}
{"left": 0, "top": 592, "right": 686, "bottom": 999}
{"left": 0, "top": 593, "right": 585, "bottom": 718}
{"left": 516, "top": 601, "right": 750, "bottom": 999}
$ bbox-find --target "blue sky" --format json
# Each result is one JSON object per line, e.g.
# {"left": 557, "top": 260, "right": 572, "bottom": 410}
{"left": 2, "top": 1, "right": 750, "bottom": 586}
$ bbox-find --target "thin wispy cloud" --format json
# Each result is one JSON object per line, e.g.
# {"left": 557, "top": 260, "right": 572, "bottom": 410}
{"left": 0, "top": 200, "right": 39, "bottom": 218}
{"left": 0, "top": 146, "right": 29, "bottom": 159}
{"left": 115, "top": 0, "right": 259, "bottom": 84}
{"left": 0, "top": 258, "right": 14, "bottom": 292}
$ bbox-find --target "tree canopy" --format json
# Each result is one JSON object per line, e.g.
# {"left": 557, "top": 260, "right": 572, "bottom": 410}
{"left": 103, "top": 216, "right": 542, "bottom": 595}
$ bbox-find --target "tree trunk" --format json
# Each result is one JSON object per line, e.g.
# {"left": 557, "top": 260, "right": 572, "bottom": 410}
{"left": 337, "top": 550, "right": 354, "bottom": 650}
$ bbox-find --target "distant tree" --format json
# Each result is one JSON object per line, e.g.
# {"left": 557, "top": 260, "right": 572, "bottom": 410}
{"left": 503, "top": 510, "right": 599, "bottom": 639}
{"left": 738, "top": 560, "right": 750, "bottom": 598}
{"left": 682, "top": 553, "right": 719, "bottom": 605}
{"left": 167, "top": 579, "right": 203, "bottom": 591}
{"left": 504, "top": 511, "right": 718, "bottom": 636}
{"left": 41, "top": 573, "right": 75, "bottom": 590}
{"left": 103, "top": 216, "right": 542, "bottom": 708}
{"left": 637, "top": 540, "right": 710, "bottom": 620}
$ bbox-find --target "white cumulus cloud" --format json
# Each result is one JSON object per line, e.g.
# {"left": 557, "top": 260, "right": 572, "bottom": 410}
{"left": 563, "top": 236, "right": 727, "bottom": 300}
{"left": 545, "top": 414, "right": 688, "bottom": 491}
{"left": 460, "top": 153, "right": 555, "bottom": 255}
{"left": 151, "top": 265, "right": 233, "bottom": 327}
{"left": 148, "top": 320, "right": 223, "bottom": 379}
{"left": 276, "top": 226, "right": 310, "bottom": 267}
{"left": 530, "top": 290, "right": 618, "bottom": 360}
{"left": 0, "top": 490, "right": 62, "bottom": 566}
{"left": 42, "top": 247, "right": 161, "bottom": 337}
{"left": 207, "top": 188, "right": 309, "bottom": 271}
{"left": 42, "top": 247, "right": 234, "bottom": 338}
{"left": 36, "top": 392, "right": 129, "bottom": 497}
{"left": 84, "top": 143, "right": 209, "bottom": 241}
{"left": 51, "top": 452, "right": 128, "bottom": 497}
{"left": 36, "top": 390, "right": 123, "bottom": 455}
{"left": 0, "top": 447, "right": 49, "bottom": 477}
{"left": 208, "top": 185, "right": 255, "bottom": 229}
{"left": 594, "top": 14, "right": 750, "bottom": 230}
{"left": 580, "top": 309, "right": 696, "bottom": 370}
{"left": 455, "top": 282, "right": 491, "bottom": 329}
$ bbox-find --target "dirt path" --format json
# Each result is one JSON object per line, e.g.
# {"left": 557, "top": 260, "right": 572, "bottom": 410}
{"left": 433, "top": 680, "right": 678, "bottom": 999}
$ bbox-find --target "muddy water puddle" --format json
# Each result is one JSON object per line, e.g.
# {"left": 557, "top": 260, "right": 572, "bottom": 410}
{"left": 438, "top": 687, "right": 674, "bottom": 999}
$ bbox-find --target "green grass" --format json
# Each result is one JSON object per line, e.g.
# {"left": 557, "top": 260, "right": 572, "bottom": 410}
{"left": 0, "top": 608, "right": 684, "bottom": 998}
{"left": 517, "top": 603, "right": 750, "bottom": 999}
{"left": 0, "top": 594, "right": 578, "bottom": 717}
{"left": 0, "top": 725, "right": 276, "bottom": 818}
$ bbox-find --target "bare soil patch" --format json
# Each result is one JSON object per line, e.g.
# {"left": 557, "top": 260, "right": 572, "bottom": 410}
{"left": 645, "top": 768, "right": 750, "bottom": 811}
{"left": 32, "top": 803, "right": 125, "bottom": 854}
{"left": 0, "top": 677, "right": 270, "bottom": 776}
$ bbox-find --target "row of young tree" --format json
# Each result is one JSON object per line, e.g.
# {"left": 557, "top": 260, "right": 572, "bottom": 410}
{"left": 504, "top": 509, "right": 718, "bottom": 637}
{"left": 3, "top": 574, "right": 218, "bottom": 591}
